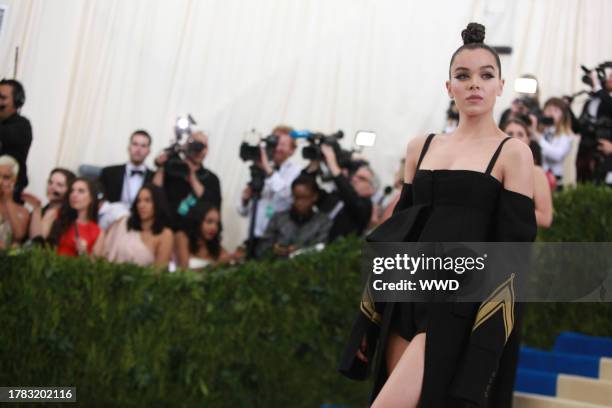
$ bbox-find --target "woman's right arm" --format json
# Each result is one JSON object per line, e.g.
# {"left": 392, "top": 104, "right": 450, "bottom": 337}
{"left": 154, "top": 228, "right": 174, "bottom": 269}
{"left": 174, "top": 231, "right": 191, "bottom": 269}
{"left": 539, "top": 135, "right": 572, "bottom": 162}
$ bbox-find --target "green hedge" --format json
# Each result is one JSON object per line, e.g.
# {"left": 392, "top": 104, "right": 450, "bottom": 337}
{"left": 0, "top": 184, "right": 611, "bottom": 406}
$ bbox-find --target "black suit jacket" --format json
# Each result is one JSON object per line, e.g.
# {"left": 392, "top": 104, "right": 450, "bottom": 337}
{"left": 0, "top": 113, "right": 32, "bottom": 195}
{"left": 99, "top": 164, "right": 153, "bottom": 203}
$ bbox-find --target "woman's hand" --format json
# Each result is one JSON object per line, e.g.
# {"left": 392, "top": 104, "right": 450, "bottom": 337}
{"left": 76, "top": 238, "right": 88, "bottom": 255}
{"left": 356, "top": 335, "right": 368, "bottom": 363}
{"left": 21, "top": 192, "right": 42, "bottom": 209}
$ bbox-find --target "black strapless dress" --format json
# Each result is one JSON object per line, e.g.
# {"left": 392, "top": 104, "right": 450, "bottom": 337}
{"left": 339, "top": 134, "right": 537, "bottom": 408}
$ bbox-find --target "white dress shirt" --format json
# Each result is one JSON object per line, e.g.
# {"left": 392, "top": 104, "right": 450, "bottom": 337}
{"left": 236, "top": 160, "right": 301, "bottom": 238}
{"left": 121, "top": 163, "right": 147, "bottom": 206}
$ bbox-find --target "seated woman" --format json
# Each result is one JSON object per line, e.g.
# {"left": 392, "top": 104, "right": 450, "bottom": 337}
{"left": 47, "top": 177, "right": 104, "bottom": 257}
{"left": 22, "top": 167, "right": 76, "bottom": 240}
{"left": 0, "top": 155, "right": 30, "bottom": 248}
{"left": 175, "top": 201, "right": 230, "bottom": 270}
{"left": 504, "top": 118, "right": 554, "bottom": 227}
{"left": 256, "top": 174, "right": 332, "bottom": 258}
{"left": 102, "top": 184, "right": 173, "bottom": 268}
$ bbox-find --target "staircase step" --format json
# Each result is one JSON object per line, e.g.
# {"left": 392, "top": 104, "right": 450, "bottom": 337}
{"left": 554, "top": 332, "right": 612, "bottom": 358}
{"left": 519, "top": 347, "right": 600, "bottom": 378}
{"left": 514, "top": 392, "right": 609, "bottom": 408}
{"left": 600, "top": 358, "right": 612, "bottom": 381}
{"left": 557, "top": 374, "right": 612, "bottom": 406}
{"left": 515, "top": 368, "right": 557, "bottom": 396}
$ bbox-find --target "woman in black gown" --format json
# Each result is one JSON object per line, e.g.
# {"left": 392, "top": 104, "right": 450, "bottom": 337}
{"left": 339, "top": 23, "right": 537, "bottom": 407}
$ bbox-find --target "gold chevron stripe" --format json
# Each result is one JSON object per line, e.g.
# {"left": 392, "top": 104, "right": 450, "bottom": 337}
{"left": 360, "top": 282, "right": 381, "bottom": 325}
{"left": 472, "top": 273, "right": 515, "bottom": 342}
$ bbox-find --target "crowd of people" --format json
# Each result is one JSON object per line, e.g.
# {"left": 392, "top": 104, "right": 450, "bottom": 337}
{"left": 0, "top": 67, "right": 610, "bottom": 270}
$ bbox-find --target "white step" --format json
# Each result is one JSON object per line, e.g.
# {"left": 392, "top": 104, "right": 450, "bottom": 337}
{"left": 557, "top": 374, "right": 612, "bottom": 406}
{"left": 513, "top": 391, "right": 609, "bottom": 408}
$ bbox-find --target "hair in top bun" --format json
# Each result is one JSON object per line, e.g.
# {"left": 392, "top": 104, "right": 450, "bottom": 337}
{"left": 461, "top": 22, "right": 485, "bottom": 45}
{"left": 449, "top": 22, "right": 501, "bottom": 78}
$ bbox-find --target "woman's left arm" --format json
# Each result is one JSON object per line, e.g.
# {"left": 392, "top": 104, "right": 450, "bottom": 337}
{"left": 502, "top": 139, "right": 535, "bottom": 198}
{"left": 92, "top": 229, "right": 106, "bottom": 257}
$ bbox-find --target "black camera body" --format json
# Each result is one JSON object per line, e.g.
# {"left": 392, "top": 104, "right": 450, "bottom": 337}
{"left": 579, "top": 114, "right": 612, "bottom": 150}
{"left": 165, "top": 140, "right": 207, "bottom": 179}
{"left": 239, "top": 134, "right": 278, "bottom": 162}
{"left": 301, "top": 130, "right": 354, "bottom": 169}
{"left": 581, "top": 62, "right": 612, "bottom": 88}
{"left": 238, "top": 134, "right": 280, "bottom": 194}
{"left": 162, "top": 115, "right": 205, "bottom": 179}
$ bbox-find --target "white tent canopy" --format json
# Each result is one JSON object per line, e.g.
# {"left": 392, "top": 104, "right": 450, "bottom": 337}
{"left": 1, "top": 0, "right": 610, "bottom": 249}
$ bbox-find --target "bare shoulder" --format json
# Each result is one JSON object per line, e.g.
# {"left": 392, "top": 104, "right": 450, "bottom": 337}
{"left": 501, "top": 137, "right": 533, "bottom": 163}
{"left": 405, "top": 134, "right": 433, "bottom": 159}
{"left": 404, "top": 133, "right": 436, "bottom": 182}
{"left": 498, "top": 138, "right": 535, "bottom": 197}
{"left": 160, "top": 227, "right": 174, "bottom": 240}
{"left": 174, "top": 230, "right": 188, "bottom": 243}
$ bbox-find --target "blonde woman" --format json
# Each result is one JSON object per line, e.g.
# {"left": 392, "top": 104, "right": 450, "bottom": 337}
{"left": 534, "top": 97, "right": 579, "bottom": 190}
{"left": 0, "top": 155, "right": 29, "bottom": 248}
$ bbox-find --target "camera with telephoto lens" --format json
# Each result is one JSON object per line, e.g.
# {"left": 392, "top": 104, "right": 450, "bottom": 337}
{"left": 239, "top": 133, "right": 281, "bottom": 194}
{"left": 299, "top": 130, "right": 354, "bottom": 168}
{"left": 581, "top": 62, "right": 612, "bottom": 88}
{"left": 163, "top": 115, "right": 207, "bottom": 179}
{"left": 239, "top": 134, "right": 279, "bottom": 162}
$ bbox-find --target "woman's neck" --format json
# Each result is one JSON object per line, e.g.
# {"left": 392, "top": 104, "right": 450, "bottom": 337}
{"left": 141, "top": 218, "right": 153, "bottom": 231}
{"left": 76, "top": 210, "right": 89, "bottom": 223}
{"left": 455, "top": 113, "right": 499, "bottom": 139}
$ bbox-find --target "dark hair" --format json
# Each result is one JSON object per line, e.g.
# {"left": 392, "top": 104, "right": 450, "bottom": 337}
{"left": 47, "top": 177, "right": 99, "bottom": 245}
{"left": 130, "top": 129, "right": 152, "bottom": 146}
{"left": 49, "top": 167, "right": 77, "bottom": 186}
{"left": 182, "top": 202, "right": 222, "bottom": 260}
{"left": 503, "top": 117, "right": 530, "bottom": 137}
{"left": 0, "top": 78, "right": 26, "bottom": 108}
{"left": 291, "top": 174, "right": 319, "bottom": 195}
{"left": 449, "top": 23, "right": 501, "bottom": 78}
{"left": 503, "top": 118, "right": 542, "bottom": 165}
{"left": 127, "top": 183, "right": 169, "bottom": 235}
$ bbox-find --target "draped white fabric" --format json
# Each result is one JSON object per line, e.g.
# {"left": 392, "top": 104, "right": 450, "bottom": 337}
{"left": 1, "top": 0, "right": 610, "bottom": 249}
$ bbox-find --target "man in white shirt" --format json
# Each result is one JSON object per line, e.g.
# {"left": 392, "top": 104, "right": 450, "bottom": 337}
{"left": 237, "top": 125, "right": 301, "bottom": 257}
{"left": 99, "top": 129, "right": 154, "bottom": 207}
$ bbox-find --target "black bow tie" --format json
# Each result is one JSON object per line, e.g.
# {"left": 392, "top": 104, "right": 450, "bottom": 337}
{"left": 130, "top": 169, "right": 144, "bottom": 177}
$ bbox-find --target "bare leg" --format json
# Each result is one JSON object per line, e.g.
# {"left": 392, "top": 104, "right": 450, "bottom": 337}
{"left": 385, "top": 332, "right": 409, "bottom": 374}
{"left": 372, "top": 332, "right": 426, "bottom": 408}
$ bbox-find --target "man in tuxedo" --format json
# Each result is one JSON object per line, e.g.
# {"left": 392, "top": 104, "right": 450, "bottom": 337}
{"left": 0, "top": 79, "right": 32, "bottom": 201}
{"left": 99, "top": 130, "right": 154, "bottom": 206}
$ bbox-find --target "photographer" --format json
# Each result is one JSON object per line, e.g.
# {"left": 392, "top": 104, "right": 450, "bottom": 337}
{"left": 579, "top": 69, "right": 612, "bottom": 185}
{"left": 303, "top": 144, "right": 376, "bottom": 241}
{"left": 153, "top": 131, "right": 221, "bottom": 229}
{"left": 236, "top": 125, "right": 301, "bottom": 252}
{"left": 0, "top": 79, "right": 32, "bottom": 201}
